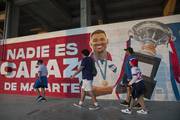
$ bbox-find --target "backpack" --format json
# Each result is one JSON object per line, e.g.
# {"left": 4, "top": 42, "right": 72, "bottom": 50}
{"left": 92, "top": 59, "right": 97, "bottom": 77}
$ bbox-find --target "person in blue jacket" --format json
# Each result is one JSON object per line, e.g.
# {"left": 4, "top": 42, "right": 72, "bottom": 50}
{"left": 121, "top": 47, "right": 136, "bottom": 106}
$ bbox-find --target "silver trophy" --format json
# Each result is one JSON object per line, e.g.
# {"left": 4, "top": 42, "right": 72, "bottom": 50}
{"left": 128, "top": 21, "right": 174, "bottom": 99}
{"left": 129, "top": 21, "right": 173, "bottom": 56}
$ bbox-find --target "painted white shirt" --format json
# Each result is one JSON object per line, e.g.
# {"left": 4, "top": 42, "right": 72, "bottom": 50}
{"left": 93, "top": 60, "right": 117, "bottom": 86}
{"left": 93, "top": 59, "right": 118, "bottom": 99}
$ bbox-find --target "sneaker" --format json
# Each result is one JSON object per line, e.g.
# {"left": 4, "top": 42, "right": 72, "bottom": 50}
{"left": 120, "top": 100, "right": 129, "bottom": 106}
{"left": 36, "top": 97, "right": 47, "bottom": 102}
{"left": 89, "top": 105, "right": 100, "bottom": 110}
{"left": 121, "top": 109, "right": 132, "bottom": 114}
{"left": 133, "top": 103, "right": 141, "bottom": 109}
{"left": 73, "top": 103, "right": 82, "bottom": 108}
{"left": 40, "top": 97, "right": 47, "bottom": 102}
{"left": 137, "top": 109, "right": 148, "bottom": 115}
{"left": 36, "top": 96, "right": 42, "bottom": 101}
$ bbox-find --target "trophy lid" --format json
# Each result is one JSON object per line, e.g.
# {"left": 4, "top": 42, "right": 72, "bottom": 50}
{"left": 129, "top": 21, "right": 173, "bottom": 45}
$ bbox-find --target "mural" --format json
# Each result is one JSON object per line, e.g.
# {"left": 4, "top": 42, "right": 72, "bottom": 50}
{"left": 0, "top": 15, "right": 179, "bottom": 101}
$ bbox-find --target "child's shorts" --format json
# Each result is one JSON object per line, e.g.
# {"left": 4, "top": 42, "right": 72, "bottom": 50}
{"left": 131, "top": 80, "right": 145, "bottom": 99}
{"left": 34, "top": 76, "right": 48, "bottom": 89}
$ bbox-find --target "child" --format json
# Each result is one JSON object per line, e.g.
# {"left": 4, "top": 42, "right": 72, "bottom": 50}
{"left": 121, "top": 58, "right": 148, "bottom": 114}
{"left": 71, "top": 49, "right": 100, "bottom": 110}
{"left": 34, "top": 59, "right": 48, "bottom": 102}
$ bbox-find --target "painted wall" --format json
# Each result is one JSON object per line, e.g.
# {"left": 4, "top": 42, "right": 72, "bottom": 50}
{"left": 0, "top": 15, "right": 180, "bottom": 101}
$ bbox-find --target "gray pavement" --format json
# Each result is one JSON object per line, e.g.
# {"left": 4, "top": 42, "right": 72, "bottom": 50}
{"left": 0, "top": 94, "right": 180, "bottom": 120}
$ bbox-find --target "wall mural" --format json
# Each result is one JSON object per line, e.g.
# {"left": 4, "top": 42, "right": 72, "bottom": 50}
{"left": 0, "top": 15, "right": 179, "bottom": 101}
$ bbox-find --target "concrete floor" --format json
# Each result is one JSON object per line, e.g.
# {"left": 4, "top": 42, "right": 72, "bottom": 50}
{"left": 0, "top": 94, "right": 180, "bottom": 120}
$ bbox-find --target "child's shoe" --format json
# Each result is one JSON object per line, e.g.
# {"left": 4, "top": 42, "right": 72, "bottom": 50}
{"left": 73, "top": 103, "right": 83, "bottom": 108}
{"left": 36, "top": 96, "right": 42, "bottom": 101}
{"left": 89, "top": 105, "right": 100, "bottom": 110}
{"left": 121, "top": 109, "right": 132, "bottom": 114}
{"left": 137, "top": 109, "right": 148, "bottom": 114}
